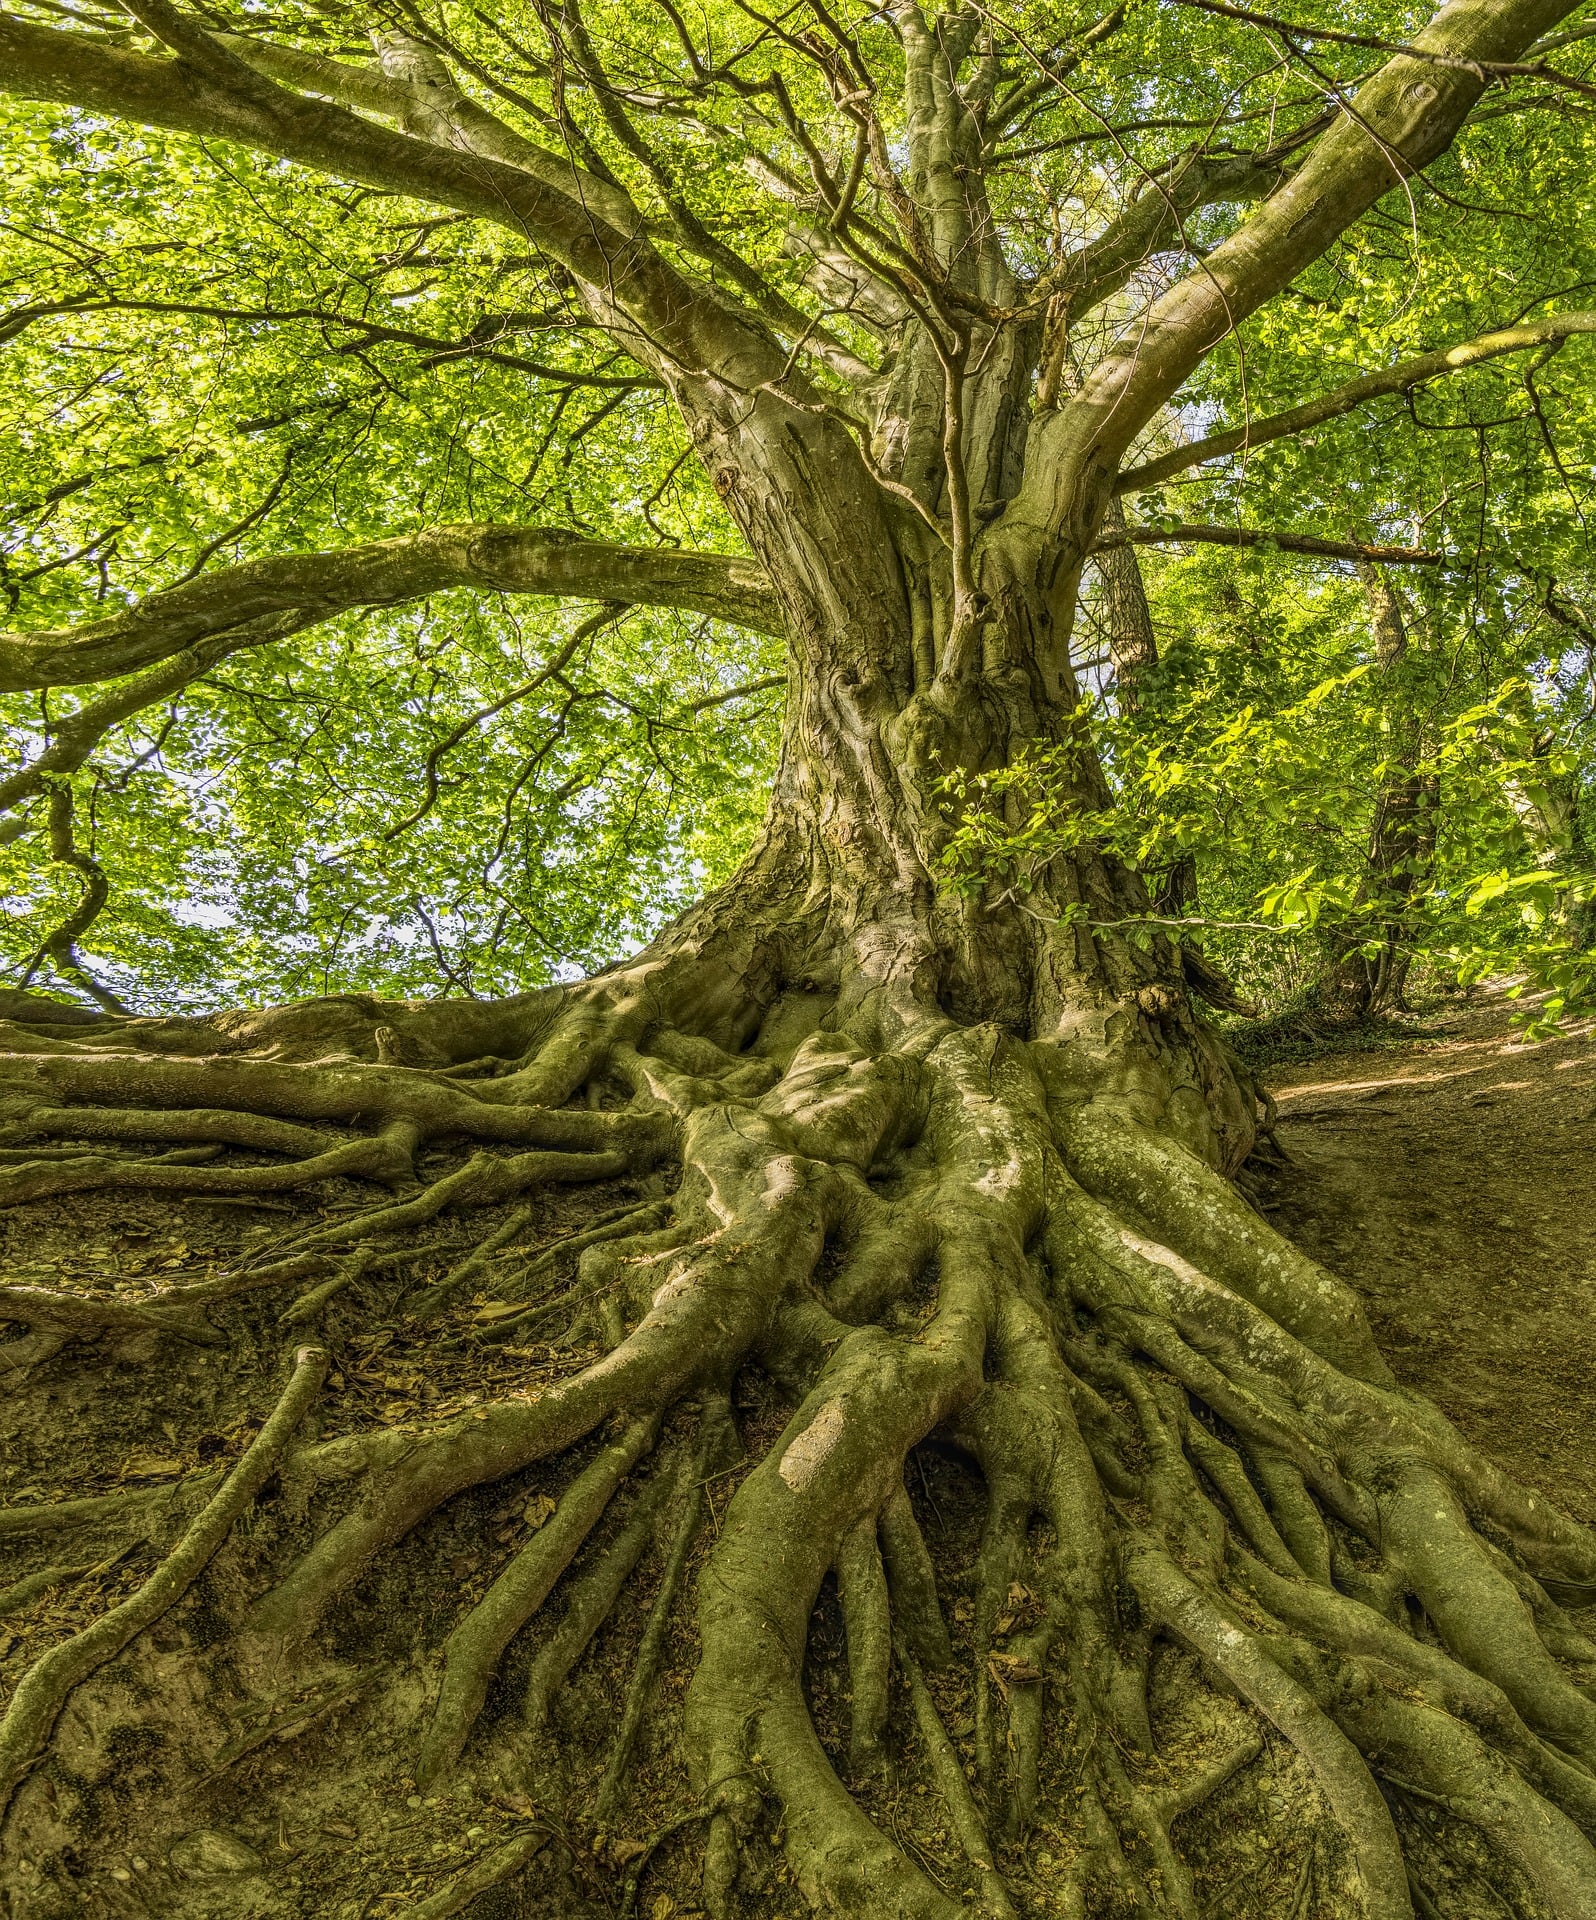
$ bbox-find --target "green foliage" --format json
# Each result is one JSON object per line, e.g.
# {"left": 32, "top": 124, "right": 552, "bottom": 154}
{"left": 936, "top": 728, "right": 1105, "bottom": 901}
{"left": 943, "top": 557, "right": 1596, "bottom": 1028}
{"left": 0, "top": 88, "right": 781, "bottom": 1008}
{"left": 0, "top": 602, "right": 780, "bottom": 1007}
{"left": 2, "top": 0, "right": 1594, "bottom": 1021}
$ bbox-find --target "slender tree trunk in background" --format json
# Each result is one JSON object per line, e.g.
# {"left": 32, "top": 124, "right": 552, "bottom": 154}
{"left": 1572, "top": 805, "right": 1596, "bottom": 950}
{"left": 1095, "top": 502, "right": 1256, "bottom": 1017}
{"left": 1502, "top": 731, "right": 1596, "bottom": 952}
{"left": 1097, "top": 498, "right": 1161, "bottom": 709}
{"left": 1326, "top": 567, "right": 1439, "bottom": 1018}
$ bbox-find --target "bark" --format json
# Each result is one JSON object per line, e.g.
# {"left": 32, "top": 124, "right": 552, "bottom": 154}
{"left": 1325, "top": 570, "right": 1440, "bottom": 1019}
{"left": 3, "top": 4, "right": 1593, "bottom": 1915}
{"left": 0, "top": 525, "right": 783, "bottom": 694}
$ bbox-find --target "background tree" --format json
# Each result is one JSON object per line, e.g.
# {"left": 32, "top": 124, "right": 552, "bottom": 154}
{"left": 2, "top": 2, "right": 1596, "bottom": 1917}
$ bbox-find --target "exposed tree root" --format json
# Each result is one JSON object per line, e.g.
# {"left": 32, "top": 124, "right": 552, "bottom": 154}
{"left": 2, "top": 950, "right": 1595, "bottom": 1920}
{"left": 0, "top": 1281, "right": 224, "bottom": 1350}
{"left": 0, "top": 1563, "right": 102, "bottom": 1622}
{"left": 900, "top": 1637, "right": 1016, "bottom": 1918}
{"left": 0, "top": 1344, "right": 326, "bottom": 1815}
{"left": 394, "top": 1826, "right": 549, "bottom": 1918}
{"left": 595, "top": 1403, "right": 723, "bottom": 1822}
{"left": 418, "top": 1412, "right": 660, "bottom": 1786}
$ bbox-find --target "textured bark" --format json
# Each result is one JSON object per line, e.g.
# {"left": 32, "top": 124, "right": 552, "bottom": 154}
{"left": 0, "top": 525, "right": 783, "bottom": 693}
{"left": 3, "top": 4, "right": 1593, "bottom": 1915}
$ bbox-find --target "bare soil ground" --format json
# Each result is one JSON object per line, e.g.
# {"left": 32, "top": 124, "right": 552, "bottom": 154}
{"left": 1255, "top": 989, "right": 1596, "bottom": 1527}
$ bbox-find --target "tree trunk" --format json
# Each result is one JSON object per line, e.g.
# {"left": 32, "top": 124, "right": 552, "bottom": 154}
{"left": 1325, "top": 568, "right": 1439, "bottom": 1020}
{"left": 5, "top": 3, "right": 1596, "bottom": 1914}
{"left": 5, "top": 470, "right": 1596, "bottom": 1920}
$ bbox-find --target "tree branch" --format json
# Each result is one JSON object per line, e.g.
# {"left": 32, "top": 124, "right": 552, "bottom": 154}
{"left": 1173, "top": 0, "right": 1596, "bottom": 103}
{"left": 1038, "top": 137, "right": 1321, "bottom": 327}
{"left": 213, "top": 23, "right": 650, "bottom": 241}
{"left": 221, "top": 16, "right": 872, "bottom": 384}
{"left": 0, "top": 294, "right": 655, "bottom": 386}
{"left": 1116, "top": 310, "right": 1596, "bottom": 492}
{"left": 682, "top": 672, "right": 787, "bottom": 715}
{"left": 0, "top": 524, "right": 782, "bottom": 692}
{"left": 15, "top": 784, "right": 129, "bottom": 1014}
{"left": 518, "top": 8, "right": 875, "bottom": 383}
{"left": 984, "top": 5, "right": 1131, "bottom": 134}
{"left": 380, "top": 602, "right": 627, "bottom": 843}
{"left": 1091, "top": 525, "right": 1448, "bottom": 565}
{"left": 1010, "top": 0, "right": 1586, "bottom": 549}
{"left": 0, "top": 634, "right": 269, "bottom": 817}
{"left": 0, "top": 13, "right": 783, "bottom": 389}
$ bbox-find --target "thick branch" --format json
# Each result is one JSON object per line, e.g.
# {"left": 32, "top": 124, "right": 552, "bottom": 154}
{"left": 1176, "top": 0, "right": 1596, "bottom": 101}
{"left": 0, "top": 15, "right": 781, "bottom": 388}
{"left": 0, "top": 637, "right": 239, "bottom": 818}
{"left": 1043, "top": 142, "right": 1313, "bottom": 325}
{"left": 215, "top": 29, "right": 649, "bottom": 240}
{"left": 0, "top": 524, "right": 782, "bottom": 692}
{"left": 1118, "top": 310, "right": 1596, "bottom": 492}
{"left": 1013, "top": 0, "right": 1586, "bottom": 546}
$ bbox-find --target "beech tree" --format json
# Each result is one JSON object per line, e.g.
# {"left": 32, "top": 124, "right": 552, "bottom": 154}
{"left": 2, "top": 1, "right": 1596, "bottom": 1916}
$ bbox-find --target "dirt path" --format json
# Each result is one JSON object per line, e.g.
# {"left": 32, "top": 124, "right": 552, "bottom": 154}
{"left": 1258, "top": 994, "right": 1596, "bottom": 1525}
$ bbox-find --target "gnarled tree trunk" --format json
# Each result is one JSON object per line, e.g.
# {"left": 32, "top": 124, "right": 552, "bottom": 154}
{"left": 4, "top": 2, "right": 1596, "bottom": 1916}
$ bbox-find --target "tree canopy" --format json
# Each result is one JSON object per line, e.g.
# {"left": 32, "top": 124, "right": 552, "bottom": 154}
{"left": 6, "top": 7, "right": 1596, "bottom": 1917}
{"left": 0, "top": 0, "right": 1592, "bottom": 1019}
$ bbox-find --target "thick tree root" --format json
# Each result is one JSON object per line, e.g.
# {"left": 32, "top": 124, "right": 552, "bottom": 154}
{"left": 0, "top": 1281, "right": 225, "bottom": 1353}
{"left": 2, "top": 957, "right": 1595, "bottom": 1919}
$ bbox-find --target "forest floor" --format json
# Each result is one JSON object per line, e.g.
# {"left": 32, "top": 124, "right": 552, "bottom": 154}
{"left": 0, "top": 986, "right": 1591, "bottom": 1920}
{"left": 1253, "top": 986, "right": 1596, "bottom": 1528}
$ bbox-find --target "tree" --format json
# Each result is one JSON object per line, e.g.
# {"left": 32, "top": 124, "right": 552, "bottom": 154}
{"left": 3, "top": 2, "right": 1596, "bottom": 1915}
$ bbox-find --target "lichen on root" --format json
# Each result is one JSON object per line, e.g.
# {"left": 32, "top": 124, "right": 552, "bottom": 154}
{"left": 1, "top": 922, "right": 1594, "bottom": 1920}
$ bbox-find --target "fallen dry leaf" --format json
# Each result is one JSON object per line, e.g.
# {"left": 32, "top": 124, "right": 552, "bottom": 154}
{"left": 987, "top": 1652, "right": 1044, "bottom": 1699}
{"left": 121, "top": 1456, "right": 183, "bottom": 1479}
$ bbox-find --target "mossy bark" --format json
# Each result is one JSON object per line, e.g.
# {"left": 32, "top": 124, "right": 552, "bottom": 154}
{"left": 3, "top": 2, "right": 1595, "bottom": 1905}
{"left": 4, "top": 549, "right": 1596, "bottom": 1914}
